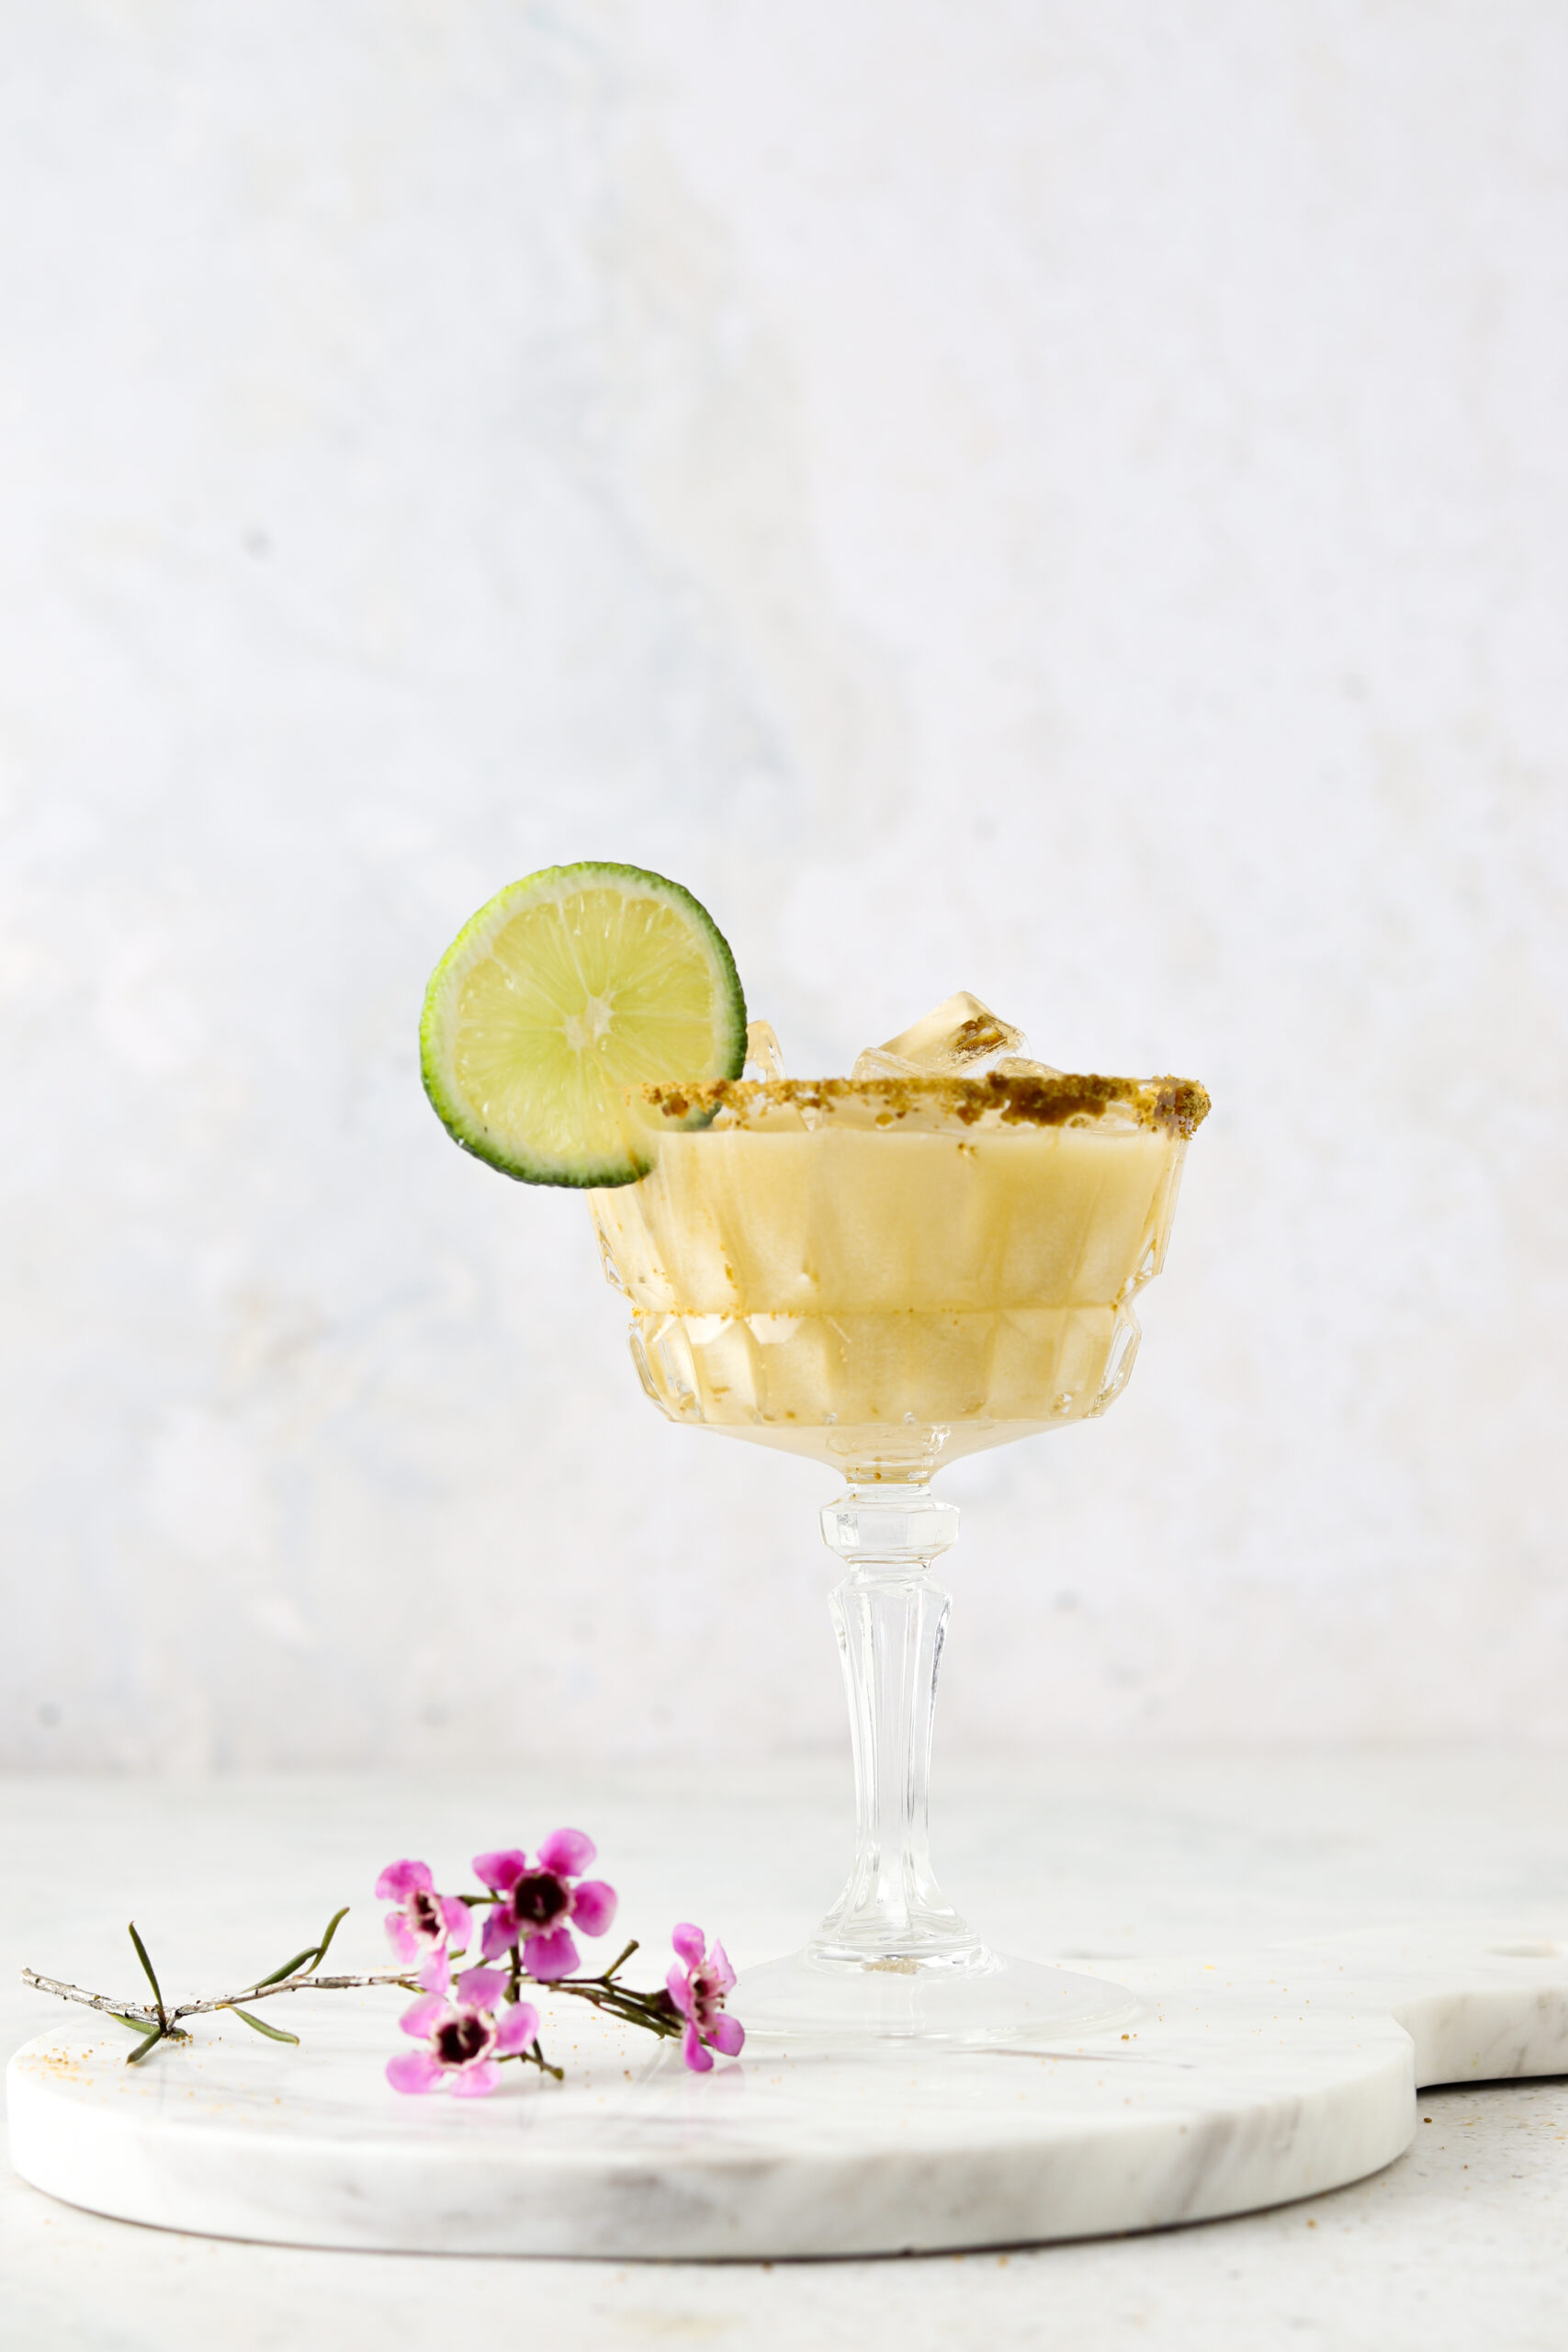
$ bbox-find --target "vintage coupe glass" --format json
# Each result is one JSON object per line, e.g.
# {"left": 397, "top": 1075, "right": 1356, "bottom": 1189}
{"left": 591, "top": 1069, "right": 1208, "bottom": 2042}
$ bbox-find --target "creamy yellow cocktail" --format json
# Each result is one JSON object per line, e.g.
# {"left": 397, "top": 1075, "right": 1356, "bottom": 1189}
{"left": 420, "top": 876, "right": 1212, "bottom": 2030}
{"left": 591, "top": 1071, "right": 1207, "bottom": 1482}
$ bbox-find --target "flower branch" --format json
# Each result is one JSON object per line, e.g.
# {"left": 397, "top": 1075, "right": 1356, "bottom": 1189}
{"left": 23, "top": 1828, "right": 744, "bottom": 2093}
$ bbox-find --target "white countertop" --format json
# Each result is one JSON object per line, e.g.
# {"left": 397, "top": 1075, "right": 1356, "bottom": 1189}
{"left": 6, "top": 1751, "right": 1568, "bottom": 2349}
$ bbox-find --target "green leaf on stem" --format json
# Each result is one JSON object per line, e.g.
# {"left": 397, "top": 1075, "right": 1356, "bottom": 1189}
{"left": 107, "top": 2010, "right": 154, "bottom": 2035}
{"left": 125, "top": 2026, "right": 164, "bottom": 2065}
{"left": 229, "top": 2008, "right": 301, "bottom": 2045}
{"left": 127, "top": 1923, "right": 166, "bottom": 2023}
{"left": 253, "top": 1904, "right": 350, "bottom": 1990}
{"left": 254, "top": 1948, "right": 319, "bottom": 1990}
{"left": 310, "top": 1906, "right": 349, "bottom": 1970}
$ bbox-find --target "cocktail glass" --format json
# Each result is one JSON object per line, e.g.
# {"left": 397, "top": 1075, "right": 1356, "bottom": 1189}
{"left": 591, "top": 1069, "right": 1208, "bottom": 2044}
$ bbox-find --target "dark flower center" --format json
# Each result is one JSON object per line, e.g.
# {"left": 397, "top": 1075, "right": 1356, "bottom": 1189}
{"left": 691, "top": 1969, "right": 718, "bottom": 2023}
{"left": 434, "top": 2012, "right": 492, "bottom": 2067}
{"left": 512, "top": 1871, "right": 570, "bottom": 1929}
{"left": 408, "top": 1890, "right": 443, "bottom": 1940}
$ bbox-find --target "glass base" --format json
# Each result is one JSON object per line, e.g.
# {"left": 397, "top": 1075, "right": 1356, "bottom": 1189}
{"left": 734, "top": 1947, "right": 1139, "bottom": 2050}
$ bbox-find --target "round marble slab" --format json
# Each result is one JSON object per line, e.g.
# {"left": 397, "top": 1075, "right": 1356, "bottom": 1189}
{"left": 9, "top": 1927, "right": 1568, "bottom": 2258}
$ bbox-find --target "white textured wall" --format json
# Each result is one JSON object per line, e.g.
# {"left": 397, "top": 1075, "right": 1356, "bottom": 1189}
{"left": 4, "top": 1, "right": 1567, "bottom": 1770}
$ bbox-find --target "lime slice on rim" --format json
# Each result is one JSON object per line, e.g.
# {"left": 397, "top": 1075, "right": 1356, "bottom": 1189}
{"left": 420, "top": 863, "right": 747, "bottom": 1188}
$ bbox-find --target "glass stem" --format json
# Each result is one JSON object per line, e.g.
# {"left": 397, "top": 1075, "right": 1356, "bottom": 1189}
{"left": 810, "top": 1485, "right": 983, "bottom": 1970}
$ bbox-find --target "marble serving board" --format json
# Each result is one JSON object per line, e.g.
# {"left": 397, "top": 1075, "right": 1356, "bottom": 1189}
{"left": 9, "top": 1926, "right": 1568, "bottom": 2259}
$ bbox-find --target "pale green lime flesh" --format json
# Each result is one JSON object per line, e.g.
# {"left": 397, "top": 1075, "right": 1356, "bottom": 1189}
{"left": 420, "top": 863, "right": 747, "bottom": 1187}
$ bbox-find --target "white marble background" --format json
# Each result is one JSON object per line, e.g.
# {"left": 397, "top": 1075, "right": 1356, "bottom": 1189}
{"left": 2, "top": 0, "right": 1566, "bottom": 1770}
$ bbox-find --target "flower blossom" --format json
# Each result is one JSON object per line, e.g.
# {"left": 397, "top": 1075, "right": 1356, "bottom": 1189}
{"left": 666, "top": 1924, "right": 744, "bottom": 2072}
{"left": 385, "top": 1958, "right": 537, "bottom": 2098}
{"left": 473, "top": 1830, "right": 616, "bottom": 1981}
{"left": 375, "top": 1859, "right": 470, "bottom": 1967}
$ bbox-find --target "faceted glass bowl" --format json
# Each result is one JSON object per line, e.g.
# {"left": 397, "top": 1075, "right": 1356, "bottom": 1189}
{"left": 592, "top": 1074, "right": 1199, "bottom": 1482}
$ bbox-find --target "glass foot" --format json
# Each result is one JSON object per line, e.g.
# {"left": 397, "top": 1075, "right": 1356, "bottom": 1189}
{"left": 734, "top": 1947, "right": 1138, "bottom": 2049}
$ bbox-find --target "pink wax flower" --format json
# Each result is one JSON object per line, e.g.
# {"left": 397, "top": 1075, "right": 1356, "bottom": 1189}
{"left": 375, "top": 1859, "right": 471, "bottom": 1968}
{"left": 385, "top": 1961, "right": 537, "bottom": 2098}
{"left": 472, "top": 1830, "right": 617, "bottom": 1981}
{"left": 666, "top": 1925, "right": 744, "bottom": 2073}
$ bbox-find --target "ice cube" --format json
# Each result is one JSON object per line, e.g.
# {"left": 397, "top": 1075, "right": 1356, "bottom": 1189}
{"left": 851, "top": 991, "right": 1061, "bottom": 1081}
{"left": 744, "top": 1019, "right": 787, "bottom": 1080}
